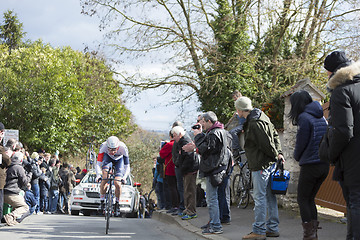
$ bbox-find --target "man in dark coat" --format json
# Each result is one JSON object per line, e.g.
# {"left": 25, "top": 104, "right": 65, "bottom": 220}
{"left": 324, "top": 51, "right": 360, "bottom": 240}
{"left": 172, "top": 125, "right": 199, "bottom": 220}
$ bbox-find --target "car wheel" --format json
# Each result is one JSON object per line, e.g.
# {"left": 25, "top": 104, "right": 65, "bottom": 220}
{"left": 71, "top": 210, "right": 80, "bottom": 216}
{"left": 83, "top": 210, "right": 91, "bottom": 216}
{"left": 126, "top": 211, "right": 138, "bottom": 218}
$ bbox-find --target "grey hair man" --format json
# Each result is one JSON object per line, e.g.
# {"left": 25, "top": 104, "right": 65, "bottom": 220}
{"left": 190, "top": 111, "right": 229, "bottom": 235}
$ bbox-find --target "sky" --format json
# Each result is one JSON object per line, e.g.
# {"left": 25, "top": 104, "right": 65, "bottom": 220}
{"left": 1, "top": 0, "right": 200, "bottom": 131}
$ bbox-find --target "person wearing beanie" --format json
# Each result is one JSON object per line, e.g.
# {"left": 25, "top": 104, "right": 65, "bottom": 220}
{"left": 235, "top": 97, "right": 284, "bottom": 240}
{"left": 3, "top": 152, "right": 33, "bottom": 226}
{"left": 0, "top": 122, "right": 11, "bottom": 222}
{"left": 324, "top": 51, "right": 360, "bottom": 239}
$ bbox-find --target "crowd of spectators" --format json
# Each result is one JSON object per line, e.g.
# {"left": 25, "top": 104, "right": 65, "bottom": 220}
{"left": 0, "top": 122, "right": 85, "bottom": 227}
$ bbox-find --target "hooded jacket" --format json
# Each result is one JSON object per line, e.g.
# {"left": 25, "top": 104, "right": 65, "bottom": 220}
{"left": 4, "top": 153, "right": 32, "bottom": 195}
{"left": 294, "top": 101, "right": 328, "bottom": 166}
{"left": 243, "top": 108, "right": 282, "bottom": 171}
{"left": 327, "top": 61, "right": 360, "bottom": 187}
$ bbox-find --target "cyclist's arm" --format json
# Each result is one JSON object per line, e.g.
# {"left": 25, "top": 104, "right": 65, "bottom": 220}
{"left": 121, "top": 155, "right": 130, "bottom": 183}
{"left": 96, "top": 152, "right": 104, "bottom": 180}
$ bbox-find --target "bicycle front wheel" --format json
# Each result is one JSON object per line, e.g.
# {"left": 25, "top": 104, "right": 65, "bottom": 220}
{"left": 232, "top": 173, "right": 250, "bottom": 209}
{"left": 105, "top": 192, "right": 112, "bottom": 234}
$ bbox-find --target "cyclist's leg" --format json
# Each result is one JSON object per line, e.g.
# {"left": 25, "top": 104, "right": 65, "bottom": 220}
{"left": 113, "top": 159, "right": 122, "bottom": 200}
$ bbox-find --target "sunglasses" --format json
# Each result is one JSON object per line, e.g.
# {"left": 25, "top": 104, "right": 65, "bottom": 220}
{"left": 108, "top": 148, "right": 117, "bottom": 151}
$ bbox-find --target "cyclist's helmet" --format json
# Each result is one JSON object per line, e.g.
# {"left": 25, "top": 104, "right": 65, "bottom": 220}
{"left": 106, "top": 136, "right": 120, "bottom": 149}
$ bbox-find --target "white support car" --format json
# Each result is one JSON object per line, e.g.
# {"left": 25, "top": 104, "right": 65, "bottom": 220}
{"left": 70, "top": 171, "right": 141, "bottom": 217}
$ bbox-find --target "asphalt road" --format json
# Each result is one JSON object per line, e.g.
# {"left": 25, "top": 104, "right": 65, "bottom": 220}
{"left": 0, "top": 214, "right": 207, "bottom": 240}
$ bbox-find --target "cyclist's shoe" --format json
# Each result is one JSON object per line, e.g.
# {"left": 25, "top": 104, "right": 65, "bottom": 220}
{"left": 114, "top": 202, "right": 120, "bottom": 217}
{"left": 98, "top": 200, "right": 105, "bottom": 214}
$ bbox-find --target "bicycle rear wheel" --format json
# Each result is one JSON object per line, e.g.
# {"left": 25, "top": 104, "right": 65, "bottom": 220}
{"left": 232, "top": 173, "right": 250, "bottom": 209}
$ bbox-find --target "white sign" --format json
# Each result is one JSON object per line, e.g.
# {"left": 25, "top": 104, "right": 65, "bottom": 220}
{"left": 3, "top": 129, "right": 19, "bottom": 147}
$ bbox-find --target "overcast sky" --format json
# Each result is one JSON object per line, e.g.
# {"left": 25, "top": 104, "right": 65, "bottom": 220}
{"left": 0, "top": 0, "right": 201, "bottom": 131}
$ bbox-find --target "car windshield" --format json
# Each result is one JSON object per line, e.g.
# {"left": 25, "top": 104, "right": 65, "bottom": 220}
{"left": 81, "top": 173, "right": 131, "bottom": 186}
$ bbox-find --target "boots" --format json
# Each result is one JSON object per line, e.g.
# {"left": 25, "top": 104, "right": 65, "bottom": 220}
{"left": 311, "top": 220, "right": 320, "bottom": 239}
{"left": 302, "top": 221, "right": 317, "bottom": 240}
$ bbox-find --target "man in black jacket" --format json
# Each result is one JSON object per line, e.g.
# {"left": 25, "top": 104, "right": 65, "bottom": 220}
{"left": 172, "top": 126, "right": 199, "bottom": 220}
{"left": 3, "top": 152, "right": 32, "bottom": 226}
{"left": 190, "top": 111, "right": 229, "bottom": 235}
{"left": 325, "top": 51, "right": 360, "bottom": 240}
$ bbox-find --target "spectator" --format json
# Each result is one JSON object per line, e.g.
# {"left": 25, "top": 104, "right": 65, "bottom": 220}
{"left": 59, "top": 162, "right": 76, "bottom": 214}
{"left": 0, "top": 122, "right": 11, "bottom": 222}
{"left": 18, "top": 183, "right": 36, "bottom": 223}
{"left": 3, "top": 152, "right": 32, "bottom": 226}
{"left": 226, "top": 90, "right": 246, "bottom": 158}
{"left": 39, "top": 167, "right": 50, "bottom": 214}
{"left": 159, "top": 132, "right": 177, "bottom": 211}
{"left": 235, "top": 96, "right": 283, "bottom": 240}
{"left": 26, "top": 152, "right": 42, "bottom": 215}
{"left": 153, "top": 156, "right": 166, "bottom": 210}
{"left": 184, "top": 111, "right": 229, "bottom": 235}
{"left": 289, "top": 90, "right": 329, "bottom": 239}
{"left": 324, "top": 51, "right": 360, "bottom": 240}
{"left": 172, "top": 126, "right": 199, "bottom": 220}
{"left": 48, "top": 159, "right": 61, "bottom": 213}
{"left": 171, "top": 121, "right": 188, "bottom": 215}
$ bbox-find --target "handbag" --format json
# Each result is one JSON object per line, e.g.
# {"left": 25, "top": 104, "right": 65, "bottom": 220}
{"left": 270, "top": 159, "right": 290, "bottom": 195}
{"left": 163, "top": 157, "right": 172, "bottom": 178}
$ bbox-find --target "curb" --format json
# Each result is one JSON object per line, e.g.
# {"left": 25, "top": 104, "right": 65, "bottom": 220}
{"left": 152, "top": 211, "right": 228, "bottom": 240}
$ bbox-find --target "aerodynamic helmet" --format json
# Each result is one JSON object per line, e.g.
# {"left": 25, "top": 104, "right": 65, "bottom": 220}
{"left": 106, "top": 136, "right": 120, "bottom": 149}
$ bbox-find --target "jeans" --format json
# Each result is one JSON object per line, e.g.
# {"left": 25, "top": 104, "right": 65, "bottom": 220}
{"left": 341, "top": 183, "right": 360, "bottom": 240}
{"left": 40, "top": 190, "right": 49, "bottom": 212}
{"left": 155, "top": 181, "right": 165, "bottom": 209}
{"left": 206, "top": 176, "right": 222, "bottom": 230}
{"left": 175, "top": 167, "right": 184, "bottom": 210}
{"left": 49, "top": 189, "right": 59, "bottom": 213}
{"left": 252, "top": 163, "right": 279, "bottom": 235}
{"left": 31, "top": 183, "right": 40, "bottom": 214}
{"left": 218, "top": 174, "right": 231, "bottom": 222}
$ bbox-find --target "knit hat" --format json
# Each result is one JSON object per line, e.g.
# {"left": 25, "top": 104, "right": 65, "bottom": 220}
{"left": 324, "top": 51, "right": 351, "bottom": 72}
{"left": 31, "top": 152, "right": 39, "bottom": 160}
{"left": 235, "top": 96, "right": 253, "bottom": 111}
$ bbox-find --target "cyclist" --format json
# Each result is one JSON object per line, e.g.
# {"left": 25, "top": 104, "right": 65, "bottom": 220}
{"left": 96, "top": 136, "right": 130, "bottom": 216}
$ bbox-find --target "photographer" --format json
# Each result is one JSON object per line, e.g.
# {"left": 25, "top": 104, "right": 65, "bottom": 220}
{"left": 3, "top": 151, "right": 32, "bottom": 226}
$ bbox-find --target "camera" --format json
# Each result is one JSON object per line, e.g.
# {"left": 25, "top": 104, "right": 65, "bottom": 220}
{"left": 192, "top": 124, "right": 201, "bottom": 130}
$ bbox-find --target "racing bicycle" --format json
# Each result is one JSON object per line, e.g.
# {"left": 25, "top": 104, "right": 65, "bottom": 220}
{"left": 232, "top": 150, "right": 253, "bottom": 209}
{"left": 101, "top": 166, "right": 123, "bottom": 234}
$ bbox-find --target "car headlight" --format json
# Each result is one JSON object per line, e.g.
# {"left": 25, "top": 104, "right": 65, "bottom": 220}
{"left": 72, "top": 189, "right": 85, "bottom": 196}
{"left": 121, "top": 191, "right": 133, "bottom": 198}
